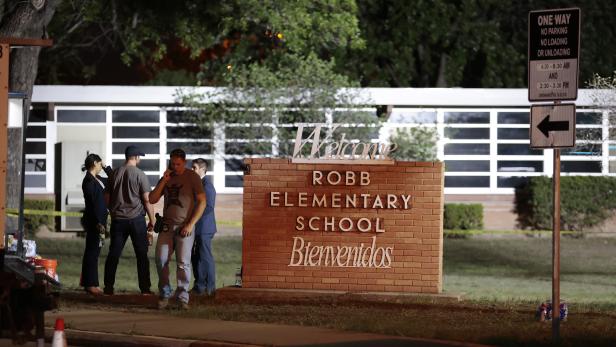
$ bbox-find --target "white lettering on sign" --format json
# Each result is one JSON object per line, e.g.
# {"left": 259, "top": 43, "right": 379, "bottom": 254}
{"left": 288, "top": 236, "right": 393, "bottom": 268}
{"left": 292, "top": 124, "right": 396, "bottom": 164}
{"left": 537, "top": 13, "right": 571, "bottom": 26}
{"left": 273, "top": 170, "right": 418, "bottom": 269}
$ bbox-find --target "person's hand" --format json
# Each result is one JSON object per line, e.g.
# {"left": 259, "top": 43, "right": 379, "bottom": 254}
{"left": 96, "top": 223, "right": 106, "bottom": 236}
{"left": 179, "top": 224, "right": 193, "bottom": 237}
{"left": 147, "top": 221, "right": 154, "bottom": 232}
{"left": 162, "top": 169, "right": 173, "bottom": 182}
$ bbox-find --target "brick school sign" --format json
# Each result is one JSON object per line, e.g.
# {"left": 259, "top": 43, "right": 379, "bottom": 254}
{"left": 242, "top": 159, "right": 444, "bottom": 293}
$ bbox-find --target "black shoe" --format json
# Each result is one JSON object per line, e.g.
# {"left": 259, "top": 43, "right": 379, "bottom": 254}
{"left": 141, "top": 290, "right": 155, "bottom": 295}
{"left": 189, "top": 288, "right": 205, "bottom": 295}
{"left": 103, "top": 287, "right": 114, "bottom": 295}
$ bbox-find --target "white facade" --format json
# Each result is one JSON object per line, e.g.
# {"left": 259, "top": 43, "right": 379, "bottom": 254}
{"left": 26, "top": 86, "right": 615, "bottom": 197}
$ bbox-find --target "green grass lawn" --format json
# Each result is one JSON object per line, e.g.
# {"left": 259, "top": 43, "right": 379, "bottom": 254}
{"left": 41, "top": 235, "right": 616, "bottom": 346}
{"left": 38, "top": 234, "right": 616, "bottom": 305}
{"left": 36, "top": 235, "right": 241, "bottom": 292}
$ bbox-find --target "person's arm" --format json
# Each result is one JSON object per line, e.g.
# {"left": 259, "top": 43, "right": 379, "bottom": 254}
{"left": 142, "top": 191, "right": 155, "bottom": 231}
{"left": 149, "top": 169, "right": 172, "bottom": 204}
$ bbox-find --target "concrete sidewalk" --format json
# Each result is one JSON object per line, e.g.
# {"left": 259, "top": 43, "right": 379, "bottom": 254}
{"left": 44, "top": 309, "right": 489, "bottom": 347}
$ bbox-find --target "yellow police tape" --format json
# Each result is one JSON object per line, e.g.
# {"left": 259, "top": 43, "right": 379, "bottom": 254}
{"left": 6, "top": 208, "right": 83, "bottom": 217}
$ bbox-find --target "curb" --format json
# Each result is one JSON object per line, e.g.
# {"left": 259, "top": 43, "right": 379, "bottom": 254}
{"left": 44, "top": 328, "right": 260, "bottom": 347}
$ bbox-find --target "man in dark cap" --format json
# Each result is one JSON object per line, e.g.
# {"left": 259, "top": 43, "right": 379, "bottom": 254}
{"left": 103, "top": 145, "right": 155, "bottom": 295}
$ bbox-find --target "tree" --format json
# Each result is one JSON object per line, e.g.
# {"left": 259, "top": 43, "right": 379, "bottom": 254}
{"left": 388, "top": 126, "right": 438, "bottom": 161}
{"left": 338, "top": 0, "right": 616, "bottom": 88}
{"left": 0, "top": 0, "right": 58, "bottom": 98}
{"left": 38, "top": 0, "right": 364, "bottom": 85}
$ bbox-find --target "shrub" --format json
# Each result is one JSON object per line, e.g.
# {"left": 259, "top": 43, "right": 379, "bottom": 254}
{"left": 514, "top": 176, "right": 616, "bottom": 231}
{"left": 24, "top": 199, "right": 55, "bottom": 232}
{"left": 444, "top": 203, "right": 484, "bottom": 230}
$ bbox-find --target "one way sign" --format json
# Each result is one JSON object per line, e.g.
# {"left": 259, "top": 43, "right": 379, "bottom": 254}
{"left": 530, "top": 104, "right": 576, "bottom": 148}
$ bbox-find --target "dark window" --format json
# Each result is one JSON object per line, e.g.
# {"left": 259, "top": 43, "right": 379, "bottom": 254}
{"left": 498, "top": 161, "right": 543, "bottom": 172}
{"left": 167, "top": 110, "right": 186, "bottom": 123}
{"left": 112, "top": 142, "right": 159, "bottom": 154}
{"left": 28, "top": 108, "right": 47, "bottom": 123}
{"left": 111, "top": 159, "right": 160, "bottom": 171}
{"left": 561, "top": 144, "right": 602, "bottom": 156}
{"left": 497, "top": 176, "right": 530, "bottom": 188}
{"left": 444, "top": 144, "right": 490, "bottom": 155}
{"left": 225, "top": 175, "right": 244, "bottom": 187}
{"left": 112, "top": 110, "right": 159, "bottom": 123}
{"left": 25, "top": 174, "right": 46, "bottom": 187}
{"left": 225, "top": 126, "right": 272, "bottom": 139}
{"left": 576, "top": 112, "right": 602, "bottom": 125}
{"left": 167, "top": 142, "right": 212, "bottom": 154}
{"left": 445, "top": 176, "right": 490, "bottom": 188}
{"left": 561, "top": 161, "right": 602, "bottom": 173}
{"left": 444, "top": 112, "right": 489, "bottom": 124}
{"left": 225, "top": 142, "right": 272, "bottom": 155}
{"left": 58, "top": 110, "right": 105, "bottom": 123}
{"left": 498, "top": 128, "right": 529, "bottom": 139}
{"left": 167, "top": 126, "right": 212, "bottom": 139}
{"left": 147, "top": 175, "right": 161, "bottom": 186}
{"left": 497, "top": 144, "right": 543, "bottom": 156}
{"left": 389, "top": 111, "right": 436, "bottom": 123}
{"left": 25, "top": 159, "right": 46, "bottom": 172}
{"left": 444, "top": 128, "right": 489, "bottom": 139}
{"left": 576, "top": 128, "right": 602, "bottom": 141}
{"left": 26, "top": 126, "right": 46, "bottom": 138}
{"left": 112, "top": 127, "right": 159, "bottom": 139}
{"left": 498, "top": 112, "right": 529, "bottom": 124}
{"left": 445, "top": 160, "right": 490, "bottom": 172}
{"left": 25, "top": 142, "right": 46, "bottom": 154}
{"left": 225, "top": 159, "right": 245, "bottom": 171}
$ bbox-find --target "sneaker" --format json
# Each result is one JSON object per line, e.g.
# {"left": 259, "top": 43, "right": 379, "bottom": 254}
{"left": 157, "top": 298, "right": 169, "bottom": 310}
{"left": 178, "top": 301, "right": 189, "bottom": 310}
{"left": 103, "top": 287, "right": 114, "bottom": 296}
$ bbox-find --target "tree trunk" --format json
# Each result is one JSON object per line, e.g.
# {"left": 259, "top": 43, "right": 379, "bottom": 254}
{"left": 0, "top": 0, "right": 58, "bottom": 100}
{"left": 435, "top": 54, "right": 448, "bottom": 87}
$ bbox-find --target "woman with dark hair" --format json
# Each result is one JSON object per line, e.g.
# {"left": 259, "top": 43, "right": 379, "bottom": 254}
{"left": 81, "top": 153, "right": 109, "bottom": 295}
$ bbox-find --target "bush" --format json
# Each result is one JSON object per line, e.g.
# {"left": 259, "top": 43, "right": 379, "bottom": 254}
{"left": 444, "top": 203, "right": 484, "bottom": 230}
{"left": 24, "top": 199, "right": 55, "bottom": 232}
{"left": 514, "top": 176, "right": 616, "bottom": 231}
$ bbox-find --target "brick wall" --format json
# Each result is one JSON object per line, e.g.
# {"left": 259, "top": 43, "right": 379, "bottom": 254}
{"left": 242, "top": 158, "right": 444, "bottom": 294}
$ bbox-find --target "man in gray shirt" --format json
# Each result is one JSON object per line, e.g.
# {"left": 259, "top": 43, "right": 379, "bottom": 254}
{"left": 104, "top": 145, "right": 155, "bottom": 295}
{"left": 149, "top": 148, "right": 206, "bottom": 309}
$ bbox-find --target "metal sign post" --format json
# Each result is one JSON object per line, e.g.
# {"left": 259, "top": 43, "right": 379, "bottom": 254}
{"left": 528, "top": 7, "right": 580, "bottom": 343}
{"left": 552, "top": 145, "right": 561, "bottom": 341}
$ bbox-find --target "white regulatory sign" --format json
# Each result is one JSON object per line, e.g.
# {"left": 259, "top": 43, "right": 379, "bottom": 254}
{"left": 528, "top": 8, "right": 580, "bottom": 101}
{"left": 530, "top": 104, "right": 576, "bottom": 148}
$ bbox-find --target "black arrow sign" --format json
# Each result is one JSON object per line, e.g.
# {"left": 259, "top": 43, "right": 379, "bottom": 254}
{"left": 538, "top": 114, "right": 569, "bottom": 138}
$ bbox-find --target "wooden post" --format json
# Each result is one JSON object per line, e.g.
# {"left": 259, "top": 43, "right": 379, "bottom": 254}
{"left": 552, "top": 147, "right": 561, "bottom": 342}
{"left": 0, "top": 43, "right": 9, "bottom": 250}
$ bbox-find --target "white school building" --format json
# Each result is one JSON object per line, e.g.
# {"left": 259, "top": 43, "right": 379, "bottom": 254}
{"left": 26, "top": 86, "right": 613, "bottom": 230}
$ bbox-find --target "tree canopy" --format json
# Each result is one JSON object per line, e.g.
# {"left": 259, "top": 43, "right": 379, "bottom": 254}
{"left": 32, "top": 0, "right": 616, "bottom": 88}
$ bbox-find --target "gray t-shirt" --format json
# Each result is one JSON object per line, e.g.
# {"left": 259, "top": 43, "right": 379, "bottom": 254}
{"left": 108, "top": 165, "right": 151, "bottom": 219}
{"left": 162, "top": 170, "right": 204, "bottom": 225}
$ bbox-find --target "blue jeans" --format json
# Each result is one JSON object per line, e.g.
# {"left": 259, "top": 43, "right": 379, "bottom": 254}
{"left": 155, "top": 225, "right": 195, "bottom": 303}
{"left": 191, "top": 233, "right": 216, "bottom": 294}
{"left": 104, "top": 216, "right": 151, "bottom": 292}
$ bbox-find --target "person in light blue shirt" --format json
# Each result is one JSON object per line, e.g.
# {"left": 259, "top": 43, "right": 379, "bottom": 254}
{"left": 190, "top": 158, "right": 217, "bottom": 295}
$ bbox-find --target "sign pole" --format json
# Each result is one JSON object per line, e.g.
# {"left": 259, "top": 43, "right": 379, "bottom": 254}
{"left": 552, "top": 146, "right": 561, "bottom": 342}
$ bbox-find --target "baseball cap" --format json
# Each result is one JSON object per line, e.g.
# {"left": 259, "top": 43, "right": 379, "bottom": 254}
{"left": 125, "top": 145, "right": 145, "bottom": 157}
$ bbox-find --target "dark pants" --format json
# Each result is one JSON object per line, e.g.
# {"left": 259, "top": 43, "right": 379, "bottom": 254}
{"left": 191, "top": 233, "right": 216, "bottom": 294}
{"left": 81, "top": 221, "right": 102, "bottom": 287}
{"left": 104, "top": 216, "right": 151, "bottom": 292}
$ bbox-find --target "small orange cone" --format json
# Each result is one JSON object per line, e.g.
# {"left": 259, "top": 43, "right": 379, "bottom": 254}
{"left": 51, "top": 317, "right": 67, "bottom": 347}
